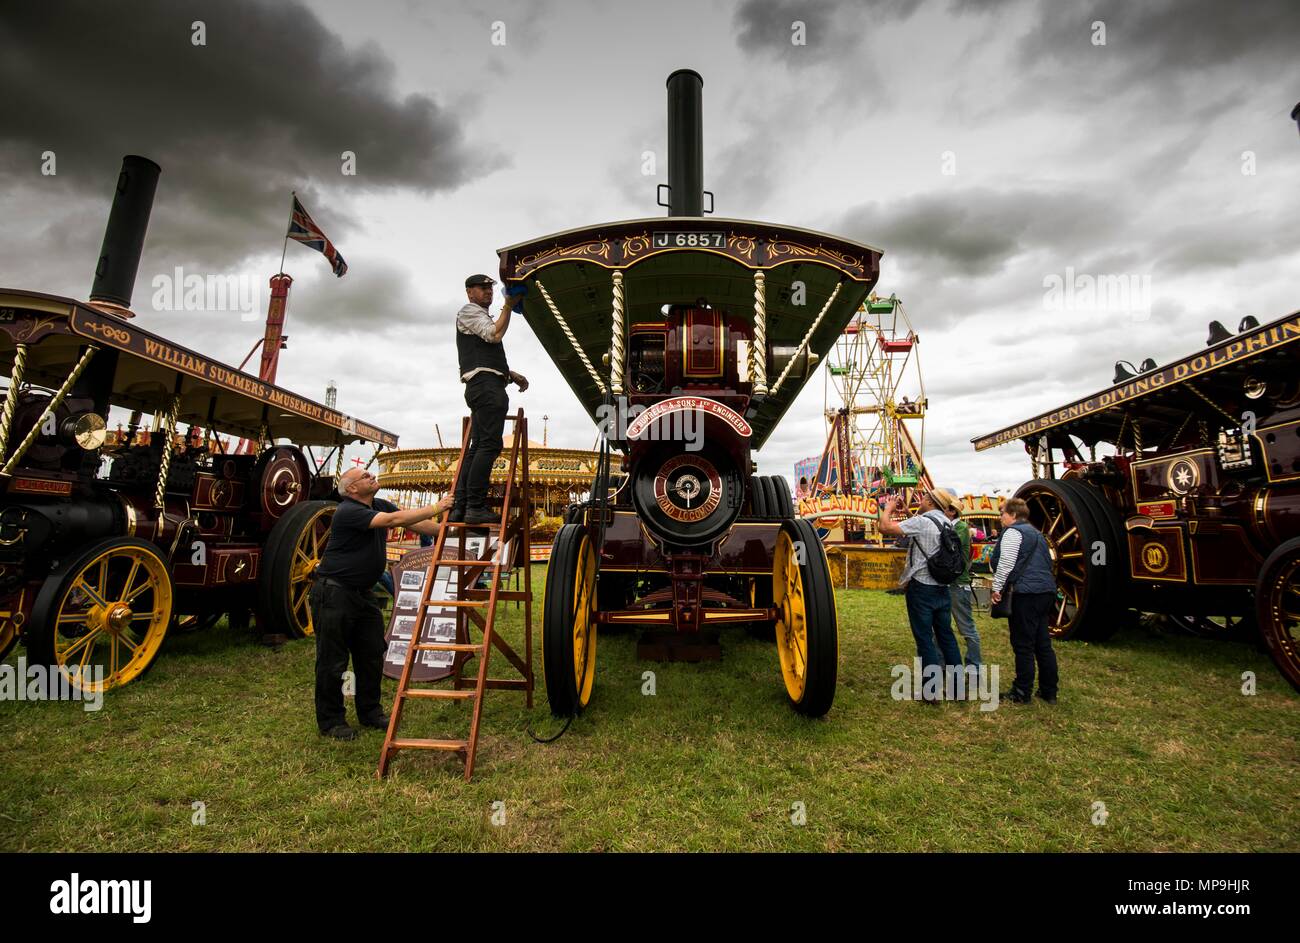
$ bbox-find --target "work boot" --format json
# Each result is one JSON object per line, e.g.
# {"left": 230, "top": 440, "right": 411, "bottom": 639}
{"left": 449, "top": 478, "right": 467, "bottom": 522}
{"left": 321, "top": 724, "right": 359, "bottom": 741}
{"left": 464, "top": 506, "right": 500, "bottom": 526}
{"left": 359, "top": 713, "right": 391, "bottom": 730}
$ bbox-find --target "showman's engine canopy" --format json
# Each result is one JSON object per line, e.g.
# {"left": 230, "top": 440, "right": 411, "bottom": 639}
{"left": 0, "top": 156, "right": 397, "bottom": 692}
{"left": 502, "top": 71, "right": 883, "bottom": 717}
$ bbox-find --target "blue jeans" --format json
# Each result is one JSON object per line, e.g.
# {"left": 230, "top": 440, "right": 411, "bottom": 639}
{"left": 905, "top": 581, "right": 962, "bottom": 675}
{"left": 948, "top": 583, "right": 982, "bottom": 666}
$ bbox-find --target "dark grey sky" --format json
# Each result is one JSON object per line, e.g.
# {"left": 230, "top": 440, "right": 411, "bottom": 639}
{"left": 1, "top": 0, "right": 1297, "bottom": 492}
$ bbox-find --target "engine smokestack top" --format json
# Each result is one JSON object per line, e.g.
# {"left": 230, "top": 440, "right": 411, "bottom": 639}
{"left": 89, "top": 155, "right": 161, "bottom": 317}
{"left": 666, "top": 69, "right": 704, "bottom": 217}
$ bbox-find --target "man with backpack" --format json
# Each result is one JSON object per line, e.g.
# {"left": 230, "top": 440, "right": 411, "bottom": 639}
{"left": 879, "top": 489, "right": 966, "bottom": 701}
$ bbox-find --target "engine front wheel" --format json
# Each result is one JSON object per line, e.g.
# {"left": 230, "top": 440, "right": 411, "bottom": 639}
{"left": 542, "top": 523, "right": 598, "bottom": 716}
{"left": 30, "top": 538, "right": 175, "bottom": 692}
{"left": 772, "top": 518, "right": 838, "bottom": 717}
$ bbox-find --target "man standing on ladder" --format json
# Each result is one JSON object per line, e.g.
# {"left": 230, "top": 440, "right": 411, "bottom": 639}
{"left": 451, "top": 274, "right": 528, "bottom": 525}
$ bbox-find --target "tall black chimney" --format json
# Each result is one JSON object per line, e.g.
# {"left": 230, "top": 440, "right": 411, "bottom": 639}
{"left": 90, "top": 155, "right": 161, "bottom": 312}
{"left": 666, "top": 69, "right": 703, "bottom": 217}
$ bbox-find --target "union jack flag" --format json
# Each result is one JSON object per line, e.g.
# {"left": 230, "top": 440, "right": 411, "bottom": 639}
{"left": 287, "top": 194, "right": 347, "bottom": 277}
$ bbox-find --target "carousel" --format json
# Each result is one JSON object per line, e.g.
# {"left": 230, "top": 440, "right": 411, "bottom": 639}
{"left": 377, "top": 429, "right": 624, "bottom": 561}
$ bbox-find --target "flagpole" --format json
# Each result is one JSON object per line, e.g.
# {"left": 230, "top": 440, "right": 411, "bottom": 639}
{"left": 279, "top": 190, "right": 294, "bottom": 275}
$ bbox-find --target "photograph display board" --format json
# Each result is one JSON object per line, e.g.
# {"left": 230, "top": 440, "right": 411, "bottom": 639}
{"left": 382, "top": 535, "right": 510, "bottom": 681}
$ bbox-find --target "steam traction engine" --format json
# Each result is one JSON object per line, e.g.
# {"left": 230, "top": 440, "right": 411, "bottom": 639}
{"left": 502, "top": 71, "right": 882, "bottom": 717}
{"left": 0, "top": 156, "right": 398, "bottom": 691}
{"left": 971, "top": 311, "right": 1300, "bottom": 691}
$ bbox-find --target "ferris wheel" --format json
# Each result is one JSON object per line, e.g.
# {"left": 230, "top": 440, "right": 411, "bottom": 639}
{"left": 820, "top": 293, "right": 930, "bottom": 498}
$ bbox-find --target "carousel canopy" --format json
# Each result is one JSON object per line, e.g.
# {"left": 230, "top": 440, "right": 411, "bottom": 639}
{"left": 377, "top": 443, "right": 624, "bottom": 490}
{"left": 498, "top": 216, "right": 882, "bottom": 450}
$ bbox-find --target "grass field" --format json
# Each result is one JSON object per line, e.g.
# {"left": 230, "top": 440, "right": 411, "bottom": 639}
{"left": 2, "top": 568, "right": 1297, "bottom": 852}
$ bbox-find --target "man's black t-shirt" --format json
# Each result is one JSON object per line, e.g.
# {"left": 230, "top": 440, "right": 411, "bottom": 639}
{"left": 314, "top": 497, "right": 399, "bottom": 590}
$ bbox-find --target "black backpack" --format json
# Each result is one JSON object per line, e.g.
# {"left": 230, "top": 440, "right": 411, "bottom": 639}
{"left": 921, "top": 515, "right": 965, "bottom": 585}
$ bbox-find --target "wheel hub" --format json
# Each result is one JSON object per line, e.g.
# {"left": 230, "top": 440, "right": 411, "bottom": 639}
{"left": 107, "top": 604, "right": 133, "bottom": 633}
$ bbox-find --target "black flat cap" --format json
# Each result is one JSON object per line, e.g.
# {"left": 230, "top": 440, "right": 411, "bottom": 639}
{"left": 465, "top": 274, "right": 497, "bottom": 288}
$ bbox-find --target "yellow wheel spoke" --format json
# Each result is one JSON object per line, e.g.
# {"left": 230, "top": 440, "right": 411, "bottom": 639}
{"left": 121, "top": 558, "right": 142, "bottom": 603}
{"left": 78, "top": 634, "right": 98, "bottom": 674}
{"left": 59, "top": 627, "right": 103, "bottom": 661}
{"left": 125, "top": 578, "right": 155, "bottom": 603}
{"left": 74, "top": 578, "right": 108, "bottom": 609}
{"left": 790, "top": 628, "right": 807, "bottom": 662}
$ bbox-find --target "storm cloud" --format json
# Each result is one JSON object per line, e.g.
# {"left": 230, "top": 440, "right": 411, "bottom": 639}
{"left": 0, "top": 0, "right": 496, "bottom": 276}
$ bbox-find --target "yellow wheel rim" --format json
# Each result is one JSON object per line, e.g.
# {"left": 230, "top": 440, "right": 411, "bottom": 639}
{"left": 572, "top": 532, "right": 597, "bottom": 706}
{"left": 773, "top": 529, "right": 808, "bottom": 702}
{"left": 52, "top": 545, "right": 173, "bottom": 692}
{"left": 0, "top": 589, "right": 22, "bottom": 657}
{"left": 289, "top": 507, "right": 334, "bottom": 637}
{"left": 1025, "top": 491, "right": 1084, "bottom": 636}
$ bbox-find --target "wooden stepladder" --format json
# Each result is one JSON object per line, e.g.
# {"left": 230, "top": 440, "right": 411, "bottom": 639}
{"left": 377, "top": 410, "right": 534, "bottom": 782}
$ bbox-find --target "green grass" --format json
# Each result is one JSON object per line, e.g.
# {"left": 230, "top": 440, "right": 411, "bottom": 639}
{"left": 1, "top": 567, "right": 1296, "bottom": 851}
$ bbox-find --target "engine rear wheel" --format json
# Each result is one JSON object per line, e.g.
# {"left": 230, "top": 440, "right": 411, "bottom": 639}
{"left": 749, "top": 475, "right": 770, "bottom": 517}
{"left": 1013, "top": 480, "right": 1116, "bottom": 640}
{"left": 1256, "top": 537, "right": 1300, "bottom": 692}
{"left": 1165, "top": 613, "right": 1256, "bottom": 642}
{"left": 773, "top": 518, "right": 837, "bottom": 716}
{"left": 767, "top": 476, "right": 795, "bottom": 519}
{"left": 1059, "top": 480, "right": 1128, "bottom": 640}
{"left": 30, "top": 538, "right": 174, "bottom": 692}
{"left": 543, "top": 523, "right": 598, "bottom": 716}
{"left": 258, "top": 500, "right": 336, "bottom": 638}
